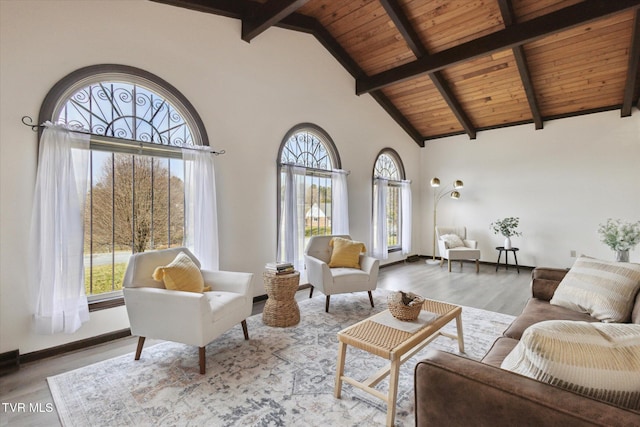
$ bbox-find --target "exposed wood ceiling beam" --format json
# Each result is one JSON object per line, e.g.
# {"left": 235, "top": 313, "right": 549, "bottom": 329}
{"left": 379, "top": 0, "right": 426, "bottom": 58}
{"left": 309, "top": 22, "right": 425, "bottom": 145}
{"left": 357, "top": 0, "right": 640, "bottom": 95}
{"left": 497, "top": 0, "right": 543, "bottom": 130}
{"left": 152, "top": 0, "right": 426, "bottom": 146}
{"left": 280, "top": 14, "right": 425, "bottom": 144}
{"left": 380, "top": 0, "right": 476, "bottom": 139}
{"left": 241, "top": 0, "right": 310, "bottom": 43}
{"left": 622, "top": 9, "right": 640, "bottom": 116}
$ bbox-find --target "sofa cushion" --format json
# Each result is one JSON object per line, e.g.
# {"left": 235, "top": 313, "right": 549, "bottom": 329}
{"left": 632, "top": 289, "right": 640, "bottom": 325}
{"left": 501, "top": 320, "right": 640, "bottom": 410}
{"left": 206, "top": 291, "right": 247, "bottom": 323}
{"left": 503, "top": 298, "right": 596, "bottom": 340}
{"left": 481, "top": 336, "right": 519, "bottom": 368}
{"left": 328, "top": 237, "right": 366, "bottom": 268}
{"left": 550, "top": 256, "right": 640, "bottom": 322}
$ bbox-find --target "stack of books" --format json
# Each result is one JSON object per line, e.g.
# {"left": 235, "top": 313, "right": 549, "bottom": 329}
{"left": 265, "top": 262, "right": 295, "bottom": 275}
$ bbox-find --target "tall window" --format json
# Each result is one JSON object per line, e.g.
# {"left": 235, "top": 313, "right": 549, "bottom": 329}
{"left": 40, "top": 65, "right": 208, "bottom": 301}
{"left": 277, "top": 124, "right": 343, "bottom": 268}
{"left": 373, "top": 149, "right": 410, "bottom": 258}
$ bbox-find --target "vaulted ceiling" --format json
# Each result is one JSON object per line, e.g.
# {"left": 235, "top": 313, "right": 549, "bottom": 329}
{"left": 153, "top": 0, "right": 640, "bottom": 146}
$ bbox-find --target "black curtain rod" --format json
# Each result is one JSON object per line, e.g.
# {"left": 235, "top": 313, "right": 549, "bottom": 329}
{"left": 21, "top": 116, "right": 225, "bottom": 156}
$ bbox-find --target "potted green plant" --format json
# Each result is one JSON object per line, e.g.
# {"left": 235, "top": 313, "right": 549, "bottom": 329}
{"left": 490, "top": 217, "right": 522, "bottom": 249}
{"left": 597, "top": 218, "right": 640, "bottom": 262}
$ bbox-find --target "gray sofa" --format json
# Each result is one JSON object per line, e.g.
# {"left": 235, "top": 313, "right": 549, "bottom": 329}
{"left": 414, "top": 267, "right": 640, "bottom": 427}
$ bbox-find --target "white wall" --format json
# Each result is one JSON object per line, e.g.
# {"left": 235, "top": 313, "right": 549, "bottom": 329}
{"left": 2, "top": 0, "right": 638, "bottom": 356}
{"left": 421, "top": 111, "right": 640, "bottom": 268}
{"left": 0, "top": 0, "right": 420, "bottom": 354}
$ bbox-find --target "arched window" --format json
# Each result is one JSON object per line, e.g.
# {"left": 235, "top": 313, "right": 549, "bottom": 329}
{"left": 277, "top": 124, "right": 346, "bottom": 268}
{"left": 39, "top": 65, "right": 209, "bottom": 301}
{"left": 372, "top": 149, "right": 411, "bottom": 257}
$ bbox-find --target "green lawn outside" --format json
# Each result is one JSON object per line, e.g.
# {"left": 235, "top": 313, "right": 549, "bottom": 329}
{"left": 305, "top": 227, "right": 330, "bottom": 237}
{"left": 86, "top": 263, "right": 127, "bottom": 295}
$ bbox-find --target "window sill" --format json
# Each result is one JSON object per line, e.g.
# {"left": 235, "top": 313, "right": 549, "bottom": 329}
{"left": 89, "top": 297, "right": 124, "bottom": 312}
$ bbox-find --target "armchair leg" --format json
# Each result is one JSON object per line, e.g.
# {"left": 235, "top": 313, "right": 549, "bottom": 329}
{"left": 241, "top": 319, "right": 249, "bottom": 340}
{"left": 368, "top": 291, "right": 374, "bottom": 308}
{"left": 460, "top": 260, "right": 463, "bottom": 270}
{"left": 476, "top": 259, "right": 479, "bottom": 273}
{"left": 325, "top": 295, "right": 331, "bottom": 313}
{"left": 448, "top": 259, "right": 452, "bottom": 272}
{"left": 199, "top": 347, "right": 206, "bottom": 374}
{"left": 134, "top": 336, "right": 145, "bottom": 360}
{"left": 309, "top": 286, "right": 314, "bottom": 298}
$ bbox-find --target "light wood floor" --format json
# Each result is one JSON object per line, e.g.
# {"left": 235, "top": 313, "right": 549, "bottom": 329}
{"left": 0, "top": 260, "right": 531, "bottom": 426}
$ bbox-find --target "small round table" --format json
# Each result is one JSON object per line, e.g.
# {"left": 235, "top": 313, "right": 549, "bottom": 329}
{"left": 495, "top": 247, "right": 520, "bottom": 274}
{"left": 262, "top": 270, "right": 300, "bottom": 327}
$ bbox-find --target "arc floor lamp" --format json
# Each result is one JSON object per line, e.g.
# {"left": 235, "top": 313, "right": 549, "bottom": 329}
{"left": 426, "top": 177, "right": 464, "bottom": 264}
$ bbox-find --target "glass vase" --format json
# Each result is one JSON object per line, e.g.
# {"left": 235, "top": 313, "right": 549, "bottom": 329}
{"left": 615, "top": 250, "right": 629, "bottom": 262}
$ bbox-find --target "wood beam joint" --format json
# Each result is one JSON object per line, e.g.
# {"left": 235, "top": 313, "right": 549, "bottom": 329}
{"left": 498, "top": 0, "right": 543, "bottom": 130}
{"left": 380, "top": 0, "right": 476, "bottom": 140}
{"left": 357, "top": 0, "right": 640, "bottom": 95}
{"left": 241, "top": 0, "right": 310, "bottom": 42}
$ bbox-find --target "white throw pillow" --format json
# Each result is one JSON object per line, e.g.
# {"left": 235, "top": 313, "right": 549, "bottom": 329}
{"left": 501, "top": 320, "right": 640, "bottom": 410}
{"left": 550, "top": 256, "right": 640, "bottom": 322}
{"left": 440, "top": 234, "right": 464, "bottom": 248}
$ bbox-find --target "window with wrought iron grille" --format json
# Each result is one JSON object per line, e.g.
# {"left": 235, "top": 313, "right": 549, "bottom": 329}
{"left": 373, "top": 149, "right": 406, "bottom": 251}
{"left": 276, "top": 124, "right": 341, "bottom": 265}
{"left": 39, "top": 65, "right": 209, "bottom": 302}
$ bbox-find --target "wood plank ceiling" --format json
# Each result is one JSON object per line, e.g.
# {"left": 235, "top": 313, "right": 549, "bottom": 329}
{"left": 153, "top": 0, "right": 640, "bottom": 146}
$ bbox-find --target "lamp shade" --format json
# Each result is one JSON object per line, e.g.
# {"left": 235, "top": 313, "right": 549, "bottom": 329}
{"left": 453, "top": 180, "right": 464, "bottom": 189}
{"left": 430, "top": 177, "right": 441, "bottom": 187}
{"left": 450, "top": 191, "right": 460, "bottom": 199}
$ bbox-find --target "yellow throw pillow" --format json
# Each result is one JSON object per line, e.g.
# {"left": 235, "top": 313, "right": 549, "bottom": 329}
{"left": 152, "top": 251, "right": 208, "bottom": 293}
{"left": 328, "top": 237, "right": 366, "bottom": 268}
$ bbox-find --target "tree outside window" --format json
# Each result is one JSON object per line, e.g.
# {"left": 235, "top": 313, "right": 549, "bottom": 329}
{"left": 42, "top": 66, "right": 208, "bottom": 300}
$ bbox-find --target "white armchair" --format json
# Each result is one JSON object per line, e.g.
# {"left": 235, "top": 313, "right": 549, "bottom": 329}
{"left": 435, "top": 226, "right": 481, "bottom": 273}
{"left": 304, "top": 235, "right": 380, "bottom": 312}
{"left": 122, "top": 247, "right": 254, "bottom": 374}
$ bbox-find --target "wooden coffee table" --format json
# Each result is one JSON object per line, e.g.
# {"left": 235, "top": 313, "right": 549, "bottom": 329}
{"left": 334, "top": 298, "right": 464, "bottom": 426}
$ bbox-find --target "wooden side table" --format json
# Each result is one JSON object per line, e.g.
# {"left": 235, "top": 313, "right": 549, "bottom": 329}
{"left": 262, "top": 270, "right": 300, "bottom": 327}
{"left": 495, "top": 246, "right": 520, "bottom": 273}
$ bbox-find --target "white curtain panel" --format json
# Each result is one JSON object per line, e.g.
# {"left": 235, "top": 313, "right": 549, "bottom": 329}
{"left": 400, "top": 180, "right": 412, "bottom": 255}
{"left": 28, "top": 124, "right": 90, "bottom": 334}
{"left": 278, "top": 165, "right": 306, "bottom": 270}
{"left": 331, "top": 169, "right": 349, "bottom": 235}
{"left": 372, "top": 178, "right": 388, "bottom": 260}
{"left": 183, "top": 147, "right": 219, "bottom": 271}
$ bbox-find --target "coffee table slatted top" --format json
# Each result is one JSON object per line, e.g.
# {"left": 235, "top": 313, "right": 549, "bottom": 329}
{"left": 337, "top": 299, "right": 461, "bottom": 359}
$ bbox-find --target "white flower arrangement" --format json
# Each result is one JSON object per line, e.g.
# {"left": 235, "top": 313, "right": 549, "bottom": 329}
{"left": 598, "top": 219, "right": 640, "bottom": 251}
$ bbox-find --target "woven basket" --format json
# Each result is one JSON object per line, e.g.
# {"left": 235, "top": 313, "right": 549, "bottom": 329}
{"left": 388, "top": 294, "right": 424, "bottom": 321}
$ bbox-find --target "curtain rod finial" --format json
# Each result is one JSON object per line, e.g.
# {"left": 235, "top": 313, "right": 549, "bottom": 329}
{"left": 22, "top": 115, "right": 41, "bottom": 132}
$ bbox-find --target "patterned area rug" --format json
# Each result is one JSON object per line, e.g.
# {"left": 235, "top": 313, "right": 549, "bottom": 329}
{"left": 48, "top": 290, "right": 514, "bottom": 426}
